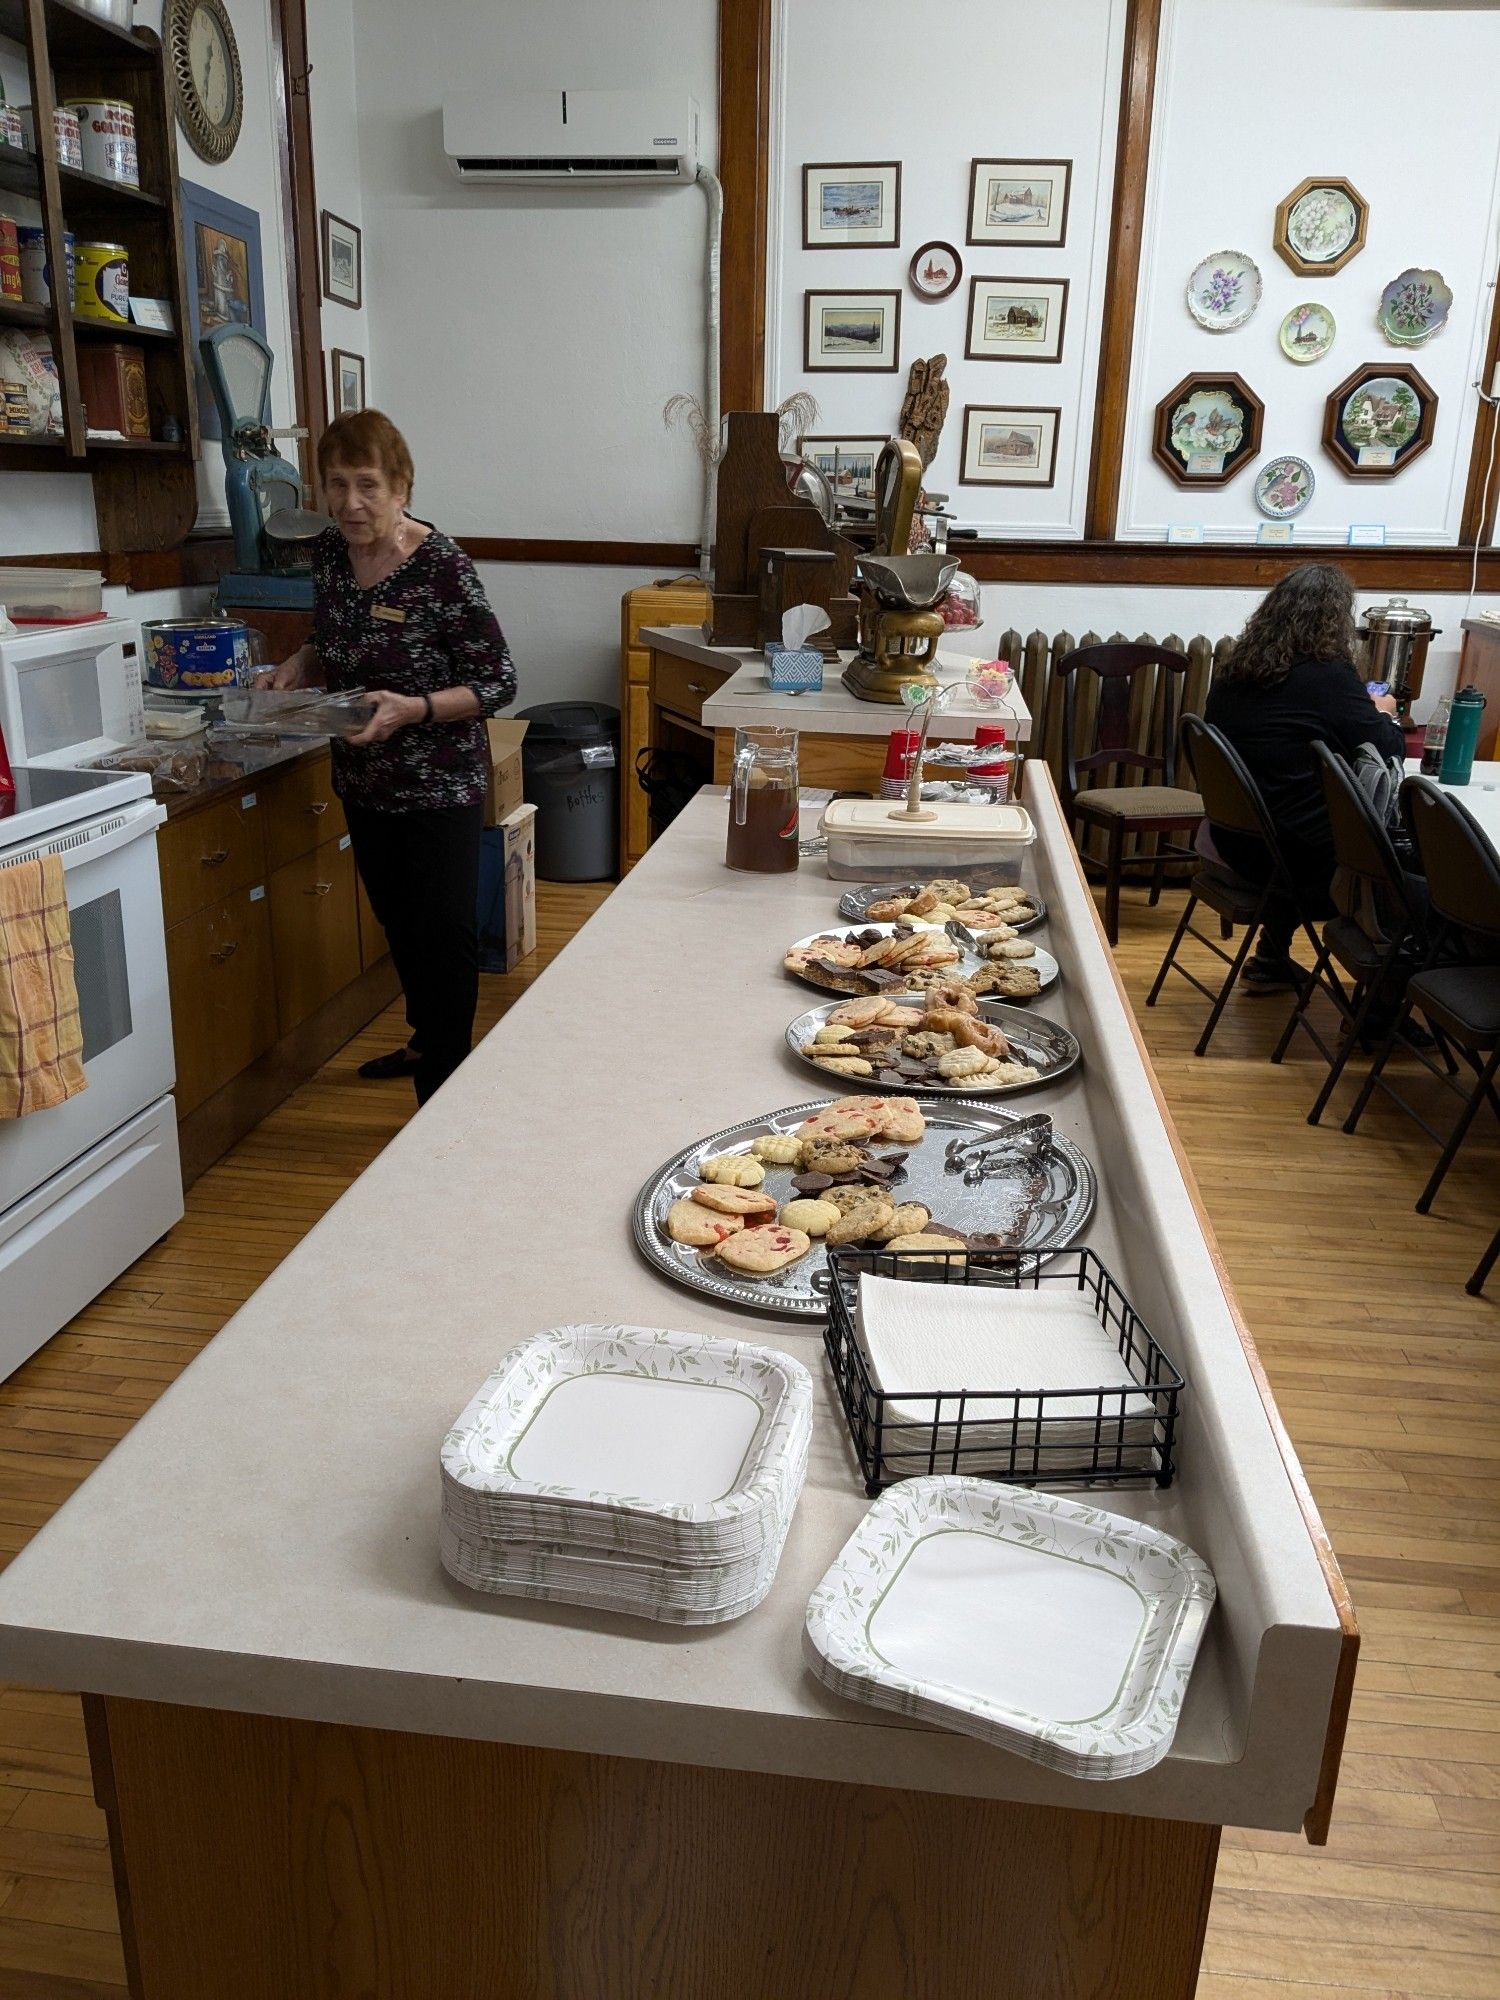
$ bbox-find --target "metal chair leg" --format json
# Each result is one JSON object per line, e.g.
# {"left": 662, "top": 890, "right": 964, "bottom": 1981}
{"left": 1103, "top": 819, "right": 1125, "bottom": 946}
{"left": 1343, "top": 1000, "right": 1409, "bottom": 1136}
{"left": 1307, "top": 974, "right": 1381, "bottom": 1126}
{"left": 1195, "top": 921, "right": 1261, "bottom": 1058}
{"left": 1219, "top": 915, "right": 1233, "bottom": 940}
{"left": 1148, "top": 849, "right": 1167, "bottom": 907}
{"left": 1416, "top": 1045, "right": 1500, "bottom": 1215}
{"left": 1146, "top": 893, "right": 1198, "bottom": 1007}
{"left": 1469, "top": 1223, "right": 1500, "bottom": 1296}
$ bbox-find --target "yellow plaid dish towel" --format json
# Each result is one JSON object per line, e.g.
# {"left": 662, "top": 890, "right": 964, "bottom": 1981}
{"left": 0, "top": 853, "right": 87, "bottom": 1119}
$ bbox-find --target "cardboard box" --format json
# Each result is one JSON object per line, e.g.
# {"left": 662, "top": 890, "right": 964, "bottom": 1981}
{"left": 485, "top": 717, "right": 528, "bottom": 827}
{"left": 478, "top": 802, "right": 536, "bottom": 972}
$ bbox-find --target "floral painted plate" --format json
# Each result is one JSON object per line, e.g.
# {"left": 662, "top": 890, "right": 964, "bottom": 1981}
{"left": 1279, "top": 302, "right": 1335, "bottom": 364}
{"left": 1186, "top": 250, "right": 1262, "bottom": 332}
{"left": 1254, "top": 455, "right": 1315, "bottom": 520}
{"left": 1285, "top": 184, "right": 1358, "bottom": 266}
{"left": 1378, "top": 268, "right": 1453, "bottom": 347}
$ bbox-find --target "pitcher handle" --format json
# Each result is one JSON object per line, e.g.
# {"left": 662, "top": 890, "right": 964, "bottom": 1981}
{"left": 732, "top": 746, "right": 754, "bottom": 825}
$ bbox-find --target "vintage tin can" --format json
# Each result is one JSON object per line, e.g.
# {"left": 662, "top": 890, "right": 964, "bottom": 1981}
{"left": 0, "top": 216, "right": 21, "bottom": 303}
{"left": 0, "top": 104, "right": 23, "bottom": 155}
{"left": 16, "top": 105, "right": 83, "bottom": 169}
{"left": 17, "top": 225, "right": 75, "bottom": 306}
{"left": 62, "top": 98, "right": 138, "bottom": 187}
{"left": 74, "top": 241, "right": 129, "bottom": 323}
{"left": 143, "top": 619, "right": 254, "bottom": 693}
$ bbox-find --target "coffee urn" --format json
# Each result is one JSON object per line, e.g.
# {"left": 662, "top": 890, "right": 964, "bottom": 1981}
{"left": 1358, "top": 596, "right": 1440, "bottom": 712}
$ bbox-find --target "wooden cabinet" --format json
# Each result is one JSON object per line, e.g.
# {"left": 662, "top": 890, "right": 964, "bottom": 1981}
{"left": 356, "top": 874, "right": 389, "bottom": 971}
{"left": 1458, "top": 620, "right": 1500, "bottom": 764}
{"left": 165, "top": 888, "right": 276, "bottom": 1118}
{"left": 653, "top": 650, "right": 724, "bottom": 727}
{"left": 158, "top": 790, "right": 267, "bottom": 930}
{"left": 619, "top": 579, "right": 712, "bottom": 873}
{"left": 263, "top": 753, "right": 346, "bottom": 874}
{"left": 268, "top": 834, "right": 361, "bottom": 1037}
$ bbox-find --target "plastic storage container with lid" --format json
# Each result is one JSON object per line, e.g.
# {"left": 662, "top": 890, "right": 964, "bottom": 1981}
{"left": 820, "top": 795, "right": 1036, "bottom": 883}
{"left": 0, "top": 566, "right": 105, "bottom": 624}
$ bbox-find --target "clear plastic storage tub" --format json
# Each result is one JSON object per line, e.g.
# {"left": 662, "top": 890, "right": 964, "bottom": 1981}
{"left": 0, "top": 567, "right": 105, "bottom": 624}
{"left": 821, "top": 796, "right": 1037, "bottom": 883}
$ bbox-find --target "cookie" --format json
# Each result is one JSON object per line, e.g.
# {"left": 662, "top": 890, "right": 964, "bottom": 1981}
{"left": 812, "top": 1024, "right": 858, "bottom": 1047}
{"left": 828, "top": 997, "right": 892, "bottom": 1028}
{"left": 874, "top": 1097, "right": 926, "bottom": 1145}
{"left": 987, "top": 938, "right": 1036, "bottom": 961}
{"left": 865, "top": 894, "right": 914, "bottom": 922}
{"left": 699, "top": 1152, "right": 766, "bottom": 1188}
{"left": 983, "top": 964, "right": 1042, "bottom": 999}
{"left": 714, "top": 1224, "right": 812, "bottom": 1275}
{"left": 797, "top": 1097, "right": 888, "bottom": 1143}
{"left": 800, "top": 1139, "right": 865, "bottom": 1173}
{"left": 826, "top": 1198, "right": 896, "bottom": 1246}
{"left": 690, "top": 1185, "right": 778, "bottom": 1218}
{"left": 874, "top": 1202, "right": 931, "bottom": 1241}
{"left": 902, "top": 1031, "right": 954, "bottom": 1059}
{"left": 924, "top": 878, "right": 970, "bottom": 903}
{"left": 885, "top": 1231, "right": 965, "bottom": 1254}
{"left": 825, "top": 1183, "right": 881, "bottom": 1213}
{"left": 778, "top": 1197, "right": 841, "bottom": 1237}
{"left": 813, "top": 1053, "right": 874, "bottom": 1077}
{"left": 665, "top": 1198, "right": 744, "bottom": 1247}
{"left": 988, "top": 1060, "right": 1042, "bottom": 1086}
{"left": 750, "top": 1133, "right": 802, "bottom": 1166}
{"left": 939, "top": 1046, "right": 992, "bottom": 1080}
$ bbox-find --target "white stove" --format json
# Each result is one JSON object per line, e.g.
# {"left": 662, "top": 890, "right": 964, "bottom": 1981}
{"left": 0, "top": 761, "right": 182, "bottom": 1379}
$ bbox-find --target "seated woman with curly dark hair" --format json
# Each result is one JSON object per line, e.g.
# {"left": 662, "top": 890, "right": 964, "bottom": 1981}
{"left": 1204, "top": 562, "right": 1405, "bottom": 993}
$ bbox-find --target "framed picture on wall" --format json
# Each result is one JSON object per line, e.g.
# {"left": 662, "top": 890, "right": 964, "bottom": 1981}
{"left": 959, "top": 404, "right": 1060, "bottom": 487}
{"left": 965, "top": 275, "right": 1070, "bottom": 363}
{"left": 1322, "top": 361, "right": 1436, "bottom": 478}
{"left": 1151, "top": 372, "right": 1264, "bottom": 487}
{"left": 330, "top": 349, "right": 366, "bottom": 416}
{"left": 321, "top": 210, "right": 363, "bottom": 309}
{"left": 799, "top": 434, "right": 886, "bottom": 498}
{"left": 966, "top": 159, "right": 1072, "bottom": 248}
{"left": 802, "top": 162, "right": 902, "bottom": 249}
{"left": 180, "top": 178, "right": 265, "bottom": 442}
{"left": 804, "top": 290, "right": 901, "bottom": 372}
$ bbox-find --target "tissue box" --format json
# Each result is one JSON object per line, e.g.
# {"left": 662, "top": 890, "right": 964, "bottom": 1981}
{"left": 765, "top": 643, "right": 825, "bottom": 692}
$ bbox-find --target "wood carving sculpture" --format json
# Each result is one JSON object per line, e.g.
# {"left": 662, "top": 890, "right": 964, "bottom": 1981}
{"left": 899, "top": 354, "right": 950, "bottom": 552}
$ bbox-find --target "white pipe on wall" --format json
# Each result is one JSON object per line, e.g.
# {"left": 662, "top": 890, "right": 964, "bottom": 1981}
{"left": 697, "top": 163, "right": 723, "bottom": 580}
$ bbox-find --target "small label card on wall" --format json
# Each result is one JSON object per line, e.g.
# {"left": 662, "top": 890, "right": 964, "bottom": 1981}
{"left": 129, "top": 298, "right": 174, "bottom": 331}
{"left": 1165, "top": 524, "right": 1205, "bottom": 544}
{"left": 1348, "top": 523, "right": 1387, "bottom": 547}
{"left": 1256, "top": 522, "right": 1294, "bottom": 545}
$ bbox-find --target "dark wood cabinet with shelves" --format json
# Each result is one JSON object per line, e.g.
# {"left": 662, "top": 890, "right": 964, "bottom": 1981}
{"left": 0, "top": 0, "right": 198, "bottom": 546}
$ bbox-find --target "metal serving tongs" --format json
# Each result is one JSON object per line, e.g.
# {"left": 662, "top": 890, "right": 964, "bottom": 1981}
{"left": 945, "top": 1114, "right": 1055, "bottom": 1186}
{"left": 945, "top": 916, "right": 981, "bottom": 954}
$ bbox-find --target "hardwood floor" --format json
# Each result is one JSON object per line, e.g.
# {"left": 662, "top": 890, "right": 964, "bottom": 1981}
{"left": 0, "top": 878, "right": 1493, "bottom": 2000}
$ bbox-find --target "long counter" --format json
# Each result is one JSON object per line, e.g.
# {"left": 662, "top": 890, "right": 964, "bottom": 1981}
{"left": 0, "top": 769, "right": 1355, "bottom": 1997}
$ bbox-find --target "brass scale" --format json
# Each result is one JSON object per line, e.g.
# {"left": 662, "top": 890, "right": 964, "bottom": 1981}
{"left": 842, "top": 438, "right": 959, "bottom": 705}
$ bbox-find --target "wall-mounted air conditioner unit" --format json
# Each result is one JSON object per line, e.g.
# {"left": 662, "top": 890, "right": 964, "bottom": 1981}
{"left": 442, "top": 89, "right": 701, "bottom": 185}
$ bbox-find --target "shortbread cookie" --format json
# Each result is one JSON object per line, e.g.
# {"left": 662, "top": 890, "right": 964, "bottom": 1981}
{"left": 989, "top": 1060, "right": 1042, "bottom": 1086}
{"left": 938, "top": 1046, "right": 992, "bottom": 1080}
{"left": 699, "top": 1153, "right": 766, "bottom": 1188}
{"left": 885, "top": 1231, "right": 965, "bottom": 1253}
{"left": 750, "top": 1133, "right": 802, "bottom": 1166}
{"left": 665, "top": 1198, "right": 744, "bottom": 1247}
{"left": 812, "top": 1024, "right": 858, "bottom": 1047}
{"left": 778, "top": 1197, "right": 841, "bottom": 1237}
{"left": 797, "top": 1097, "right": 889, "bottom": 1143}
{"left": 690, "top": 1185, "right": 778, "bottom": 1218}
{"left": 874, "top": 1097, "right": 926, "bottom": 1144}
{"left": 825, "top": 1198, "right": 896, "bottom": 1245}
{"left": 986, "top": 938, "right": 1036, "bottom": 961}
{"left": 714, "top": 1224, "right": 811, "bottom": 1275}
{"left": 874, "top": 1202, "right": 931, "bottom": 1241}
{"left": 813, "top": 1053, "right": 874, "bottom": 1076}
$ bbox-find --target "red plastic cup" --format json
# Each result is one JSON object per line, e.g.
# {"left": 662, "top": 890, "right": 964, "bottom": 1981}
{"left": 882, "top": 729, "right": 920, "bottom": 782}
{"left": 972, "top": 723, "right": 1008, "bottom": 777}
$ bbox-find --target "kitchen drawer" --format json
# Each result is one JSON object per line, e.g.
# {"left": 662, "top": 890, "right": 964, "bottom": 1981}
{"left": 269, "top": 834, "right": 361, "bottom": 1037}
{"left": 264, "top": 752, "right": 347, "bottom": 873}
{"left": 652, "top": 651, "right": 729, "bottom": 727}
{"left": 158, "top": 791, "right": 267, "bottom": 930}
{"left": 166, "top": 888, "right": 276, "bottom": 1117}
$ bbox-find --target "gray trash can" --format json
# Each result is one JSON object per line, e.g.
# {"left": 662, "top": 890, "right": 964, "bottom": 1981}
{"left": 517, "top": 701, "right": 620, "bottom": 881}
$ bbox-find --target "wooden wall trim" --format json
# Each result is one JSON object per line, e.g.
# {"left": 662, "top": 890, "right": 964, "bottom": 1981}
{"left": 457, "top": 538, "right": 700, "bottom": 569}
{"left": 1085, "top": 0, "right": 1164, "bottom": 541}
{"left": 269, "top": 0, "right": 326, "bottom": 486}
{"left": 1460, "top": 275, "right": 1500, "bottom": 547}
{"left": 0, "top": 542, "right": 235, "bottom": 591}
{"left": 718, "top": 0, "right": 773, "bottom": 412}
{"left": 958, "top": 539, "right": 1500, "bottom": 592}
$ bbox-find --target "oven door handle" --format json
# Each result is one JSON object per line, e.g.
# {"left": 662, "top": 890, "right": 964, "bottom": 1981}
{"left": 5, "top": 800, "right": 167, "bottom": 875}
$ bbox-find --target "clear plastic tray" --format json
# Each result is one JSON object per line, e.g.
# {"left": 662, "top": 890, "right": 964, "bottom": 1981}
{"left": 0, "top": 566, "right": 105, "bottom": 624}
{"left": 216, "top": 687, "right": 374, "bottom": 738}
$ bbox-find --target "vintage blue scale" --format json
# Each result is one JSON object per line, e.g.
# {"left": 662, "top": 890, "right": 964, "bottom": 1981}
{"left": 202, "top": 324, "right": 329, "bottom": 610}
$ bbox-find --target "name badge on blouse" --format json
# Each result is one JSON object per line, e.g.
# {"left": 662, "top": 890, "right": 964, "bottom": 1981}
{"left": 371, "top": 604, "right": 407, "bottom": 623}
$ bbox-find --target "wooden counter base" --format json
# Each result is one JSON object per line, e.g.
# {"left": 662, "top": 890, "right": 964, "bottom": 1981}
{"left": 87, "top": 1694, "right": 1220, "bottom": 2000}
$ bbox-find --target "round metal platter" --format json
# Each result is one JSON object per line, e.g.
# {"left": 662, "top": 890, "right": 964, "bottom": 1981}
{"left": 786, "top": 923, "right": 1059, "bottom": 999}
{"left": 784, "top": 999, "right": 1080, "bottom": 1099}
{"left": 836, "top": 881, "right": 1047, "bottom": 932}
{"left": 632, "top": 1097, "right": 1098, "bottom": 1319}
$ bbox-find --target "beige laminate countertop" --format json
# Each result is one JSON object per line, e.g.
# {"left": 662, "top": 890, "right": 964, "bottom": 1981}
{"left": 0, "top": 775, "right": 1346, "bottom": 1832}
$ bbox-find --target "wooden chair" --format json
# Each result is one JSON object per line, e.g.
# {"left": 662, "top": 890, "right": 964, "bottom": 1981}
{"left": 1057, "top": 643, "right": 1204, "bottom": 944}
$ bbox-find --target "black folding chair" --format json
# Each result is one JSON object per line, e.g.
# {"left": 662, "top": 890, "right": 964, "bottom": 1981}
{"left": 1277, "top": 743, "right": 1429, "bottom": 1126}
{"left": 1147, "top": 716, "right": 1349, "bottom": 1060}
{"left": 1344, "top": 777, "right": 1500, "bottom": 1215}
{"left": 1470, "top": 1223, "right": 1499, "bottom": 1296}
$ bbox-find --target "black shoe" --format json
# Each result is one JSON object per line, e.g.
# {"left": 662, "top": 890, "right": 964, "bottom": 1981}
{"left": 357, "top": 1045, "right": 421, "bottom": 1080}
{"left": 1240, "top": 955, "right": 1308, "bottom": 996}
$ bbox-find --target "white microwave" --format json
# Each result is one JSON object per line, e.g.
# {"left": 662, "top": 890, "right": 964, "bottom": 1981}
{"left": 0, "top": 617, "right": 145, "bottom": 769}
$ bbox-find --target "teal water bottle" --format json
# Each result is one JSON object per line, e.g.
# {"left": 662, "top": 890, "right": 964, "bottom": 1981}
{"left": 1438, "top": 685, "right": 1487, "bottom": 786}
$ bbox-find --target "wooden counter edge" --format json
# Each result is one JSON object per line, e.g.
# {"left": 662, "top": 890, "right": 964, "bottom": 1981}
{"left": 1026, "top": 760, "right": 1358, "bottom": 1847}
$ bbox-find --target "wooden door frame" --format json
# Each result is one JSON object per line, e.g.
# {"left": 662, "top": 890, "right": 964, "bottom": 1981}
{"left": 269, "top": 0, "right": 327, "bottom": 492}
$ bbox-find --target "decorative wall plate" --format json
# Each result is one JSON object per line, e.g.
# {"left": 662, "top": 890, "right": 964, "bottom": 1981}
{"left": 1254, "top": 455, "right": 1315, "bottom": 519}
{"left": 1273, "top": 177, "right": 1368, "bottom": 277}
{"left": 1377, "top": 268, "right": 1453, "bottom": 347}
{"left": 909, "top": 240, "right": 962, "bottom": 301}
{"left": 1185, "top": 250, "right": 1261, "bottom": 332}
{"left": 1279, "top": 302, "right": 1335, "bottom": 364}
{"left": 1151, "top": 372, "right": 1263, "bottom": 487}
{"left": 1323, "top": 361, "right": 1437, "bottom": 478}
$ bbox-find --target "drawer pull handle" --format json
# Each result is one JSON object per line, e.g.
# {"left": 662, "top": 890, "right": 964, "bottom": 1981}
{"left": 209, "top": 941, "right": 238, "bottom": 965}
{"left": 306, "top": 800, "right": 330, "bottom": 815}
{"left": 200, "top": 848, "right": 230, "bottom": 866}
{"left": 687, "top": 680, "right": 706, "bottom": 693}
{"left": 306, "top": 881, "right": 333, "bottom": 896}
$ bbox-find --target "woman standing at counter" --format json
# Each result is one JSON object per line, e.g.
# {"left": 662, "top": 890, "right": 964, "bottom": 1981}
{"left": 261, "top": 410, "right": 517, "bottom": 1103}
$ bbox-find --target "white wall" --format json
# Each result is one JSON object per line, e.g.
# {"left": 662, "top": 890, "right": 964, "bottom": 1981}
{"left": 767, "top": 0, "right": 1127, "bottom": 539}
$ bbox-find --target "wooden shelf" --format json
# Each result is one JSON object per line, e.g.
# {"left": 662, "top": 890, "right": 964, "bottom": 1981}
{"left": 73, "top": 314, "right": 177, "bottom": 342}
{"left": 0, "top": 298, "right": 50, "bottom": 330}
{"left": 0, "top": 0, "right": 155, "bottom": 65}
{"left": 86, "top": 435, "right": 189, "bottom": 455}
{"left": 0, "top": 138, "right": 39, "bottom": 197}
{"left": 57, "top": 161, "right": 166, "bottom": 217}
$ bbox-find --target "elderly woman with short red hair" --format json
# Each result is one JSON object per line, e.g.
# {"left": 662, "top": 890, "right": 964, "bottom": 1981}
{"left": 261, "top": 409, "right": 517, "bottom": 1104}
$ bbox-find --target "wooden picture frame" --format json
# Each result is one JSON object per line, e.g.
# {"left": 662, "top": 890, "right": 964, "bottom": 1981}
{"left": 959, "top": 404, "right": 1061, "bottom": 487}
{"left": 803, "top": 290, "right": 901, "bottom": 373}
{"left": 966, "top": 158, "right": 1072, "bottom": 248}
{"left": 180, "top": 177, "right": 266, "bottom": 443}
{"left": 330, "top": 348, "right": 366, "bottom": 416}
{"left": 1322, "top": 361, "right": 1437, "bottom": 479}
{"left": 965, "top": 275, "right": 1070, "bottom": 364}
{"left": 799, "top": 434, "right": 887, "bottom": 499}
{"left": 1273, "top": 177, "right": 1368, "bottom": 278}
{"left": 1151, "top": 372, "right": 1264, "bottom": 488}
{"left": 321, "top": 210, "right": 363, "bottom": 310}
{"left": 802, "top": 161, "right": 902, "bottom": 250}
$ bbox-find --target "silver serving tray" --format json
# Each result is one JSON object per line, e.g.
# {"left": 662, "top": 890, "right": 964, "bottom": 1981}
{"left": 837, "top": 881, "right": 1048, "bottom": 933}
{"left": 632, "top": 1097, "right": 1097, "bottom": 1319}
{"left": 784, "top": 999, "right": 1081, "bottom": 1099}
{"left": 784, "top": 921, "right": 982, "bottom": 996}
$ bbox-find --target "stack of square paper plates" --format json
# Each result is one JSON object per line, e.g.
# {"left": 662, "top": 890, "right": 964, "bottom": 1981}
{"left": 803, "top": 1477, "right": 1215, "bottom": 1778}
{"left": 441, "top": 1325, "right": 812, "bottom": 1625}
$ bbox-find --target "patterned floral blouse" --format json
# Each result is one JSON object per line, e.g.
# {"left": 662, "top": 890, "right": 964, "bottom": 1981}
{"left": 310, "top": 525, "right": 517, "bottom": 812}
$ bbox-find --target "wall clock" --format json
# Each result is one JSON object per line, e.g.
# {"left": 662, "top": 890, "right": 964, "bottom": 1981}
{"left": 166, "top": 0, "right": 244, "bottom": 165}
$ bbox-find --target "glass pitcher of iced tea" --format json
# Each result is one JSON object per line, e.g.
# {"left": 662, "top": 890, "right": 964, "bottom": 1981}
{"left": 727, "top": 725, "right": 799, "bottom": 873}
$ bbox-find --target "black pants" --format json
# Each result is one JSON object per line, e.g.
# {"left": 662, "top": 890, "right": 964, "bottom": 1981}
{"left": 344, "top": 800, "right": 484, "bottom": 1105}
{"left": 1213, "top": 826, "right": 1336, "bottom": 960}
